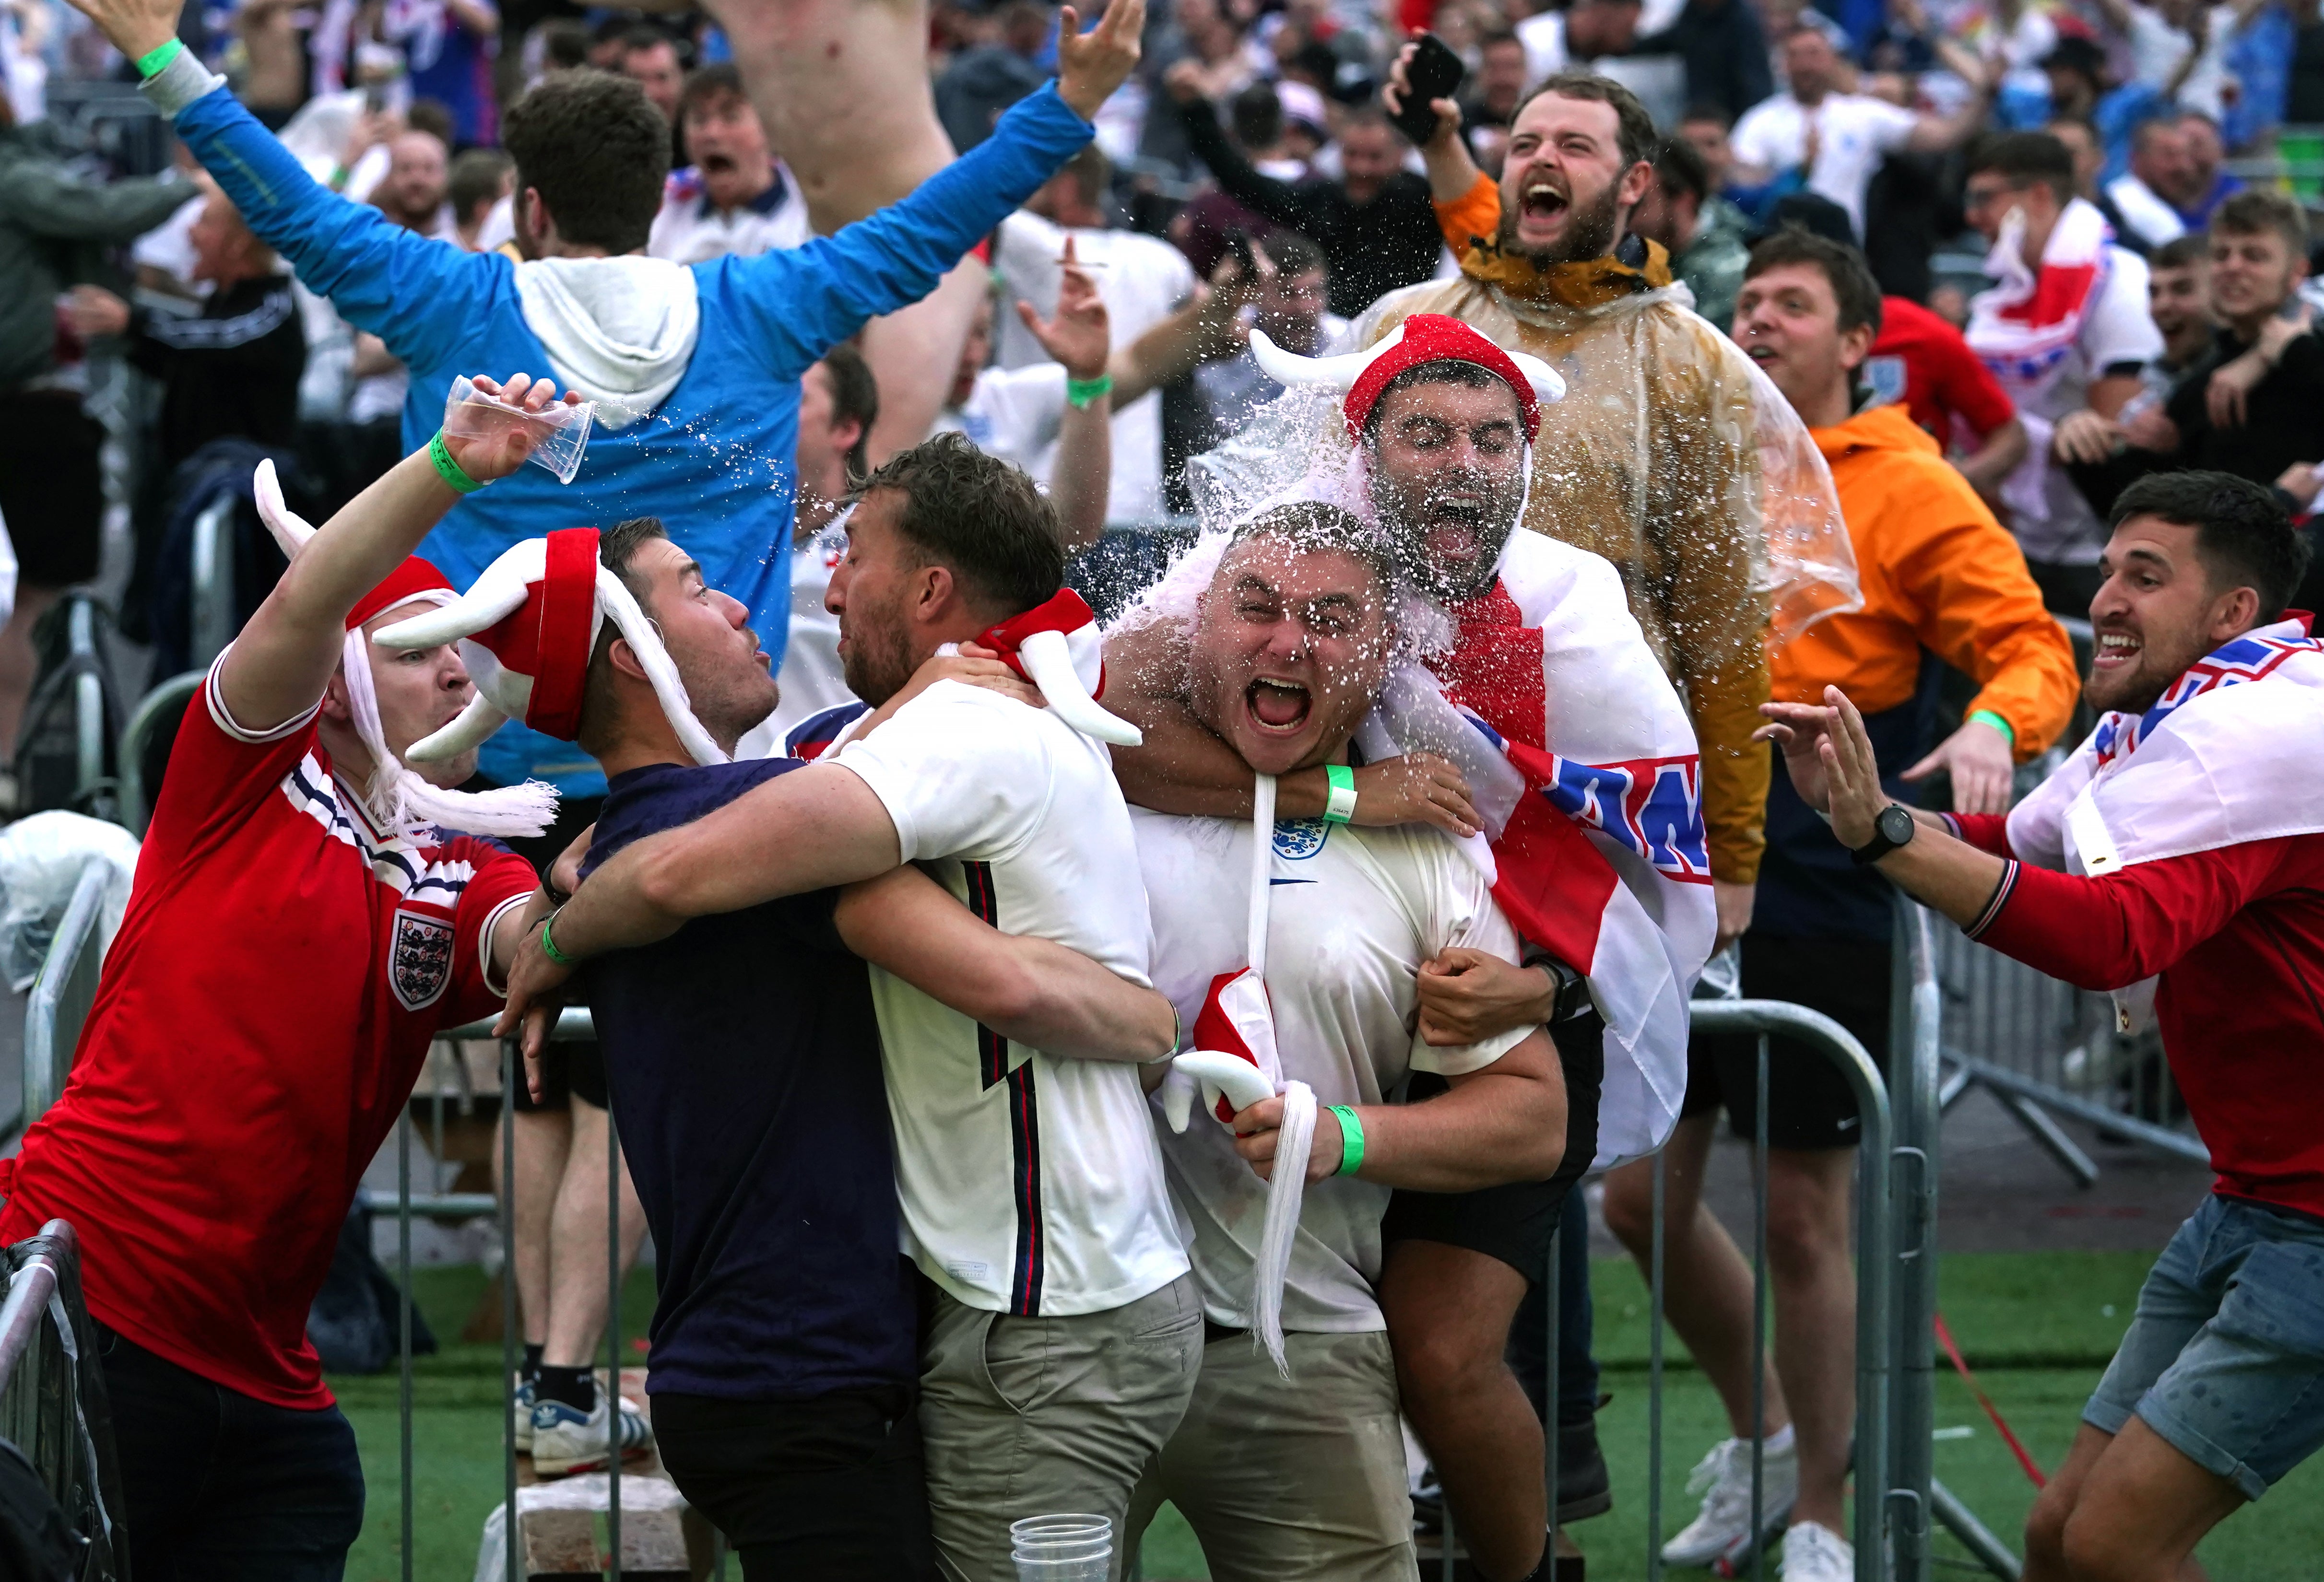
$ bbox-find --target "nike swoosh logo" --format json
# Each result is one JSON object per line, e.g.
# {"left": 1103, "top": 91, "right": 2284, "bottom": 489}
{"left": 1269, "top": 878, "right": 1317, "bottom": 886}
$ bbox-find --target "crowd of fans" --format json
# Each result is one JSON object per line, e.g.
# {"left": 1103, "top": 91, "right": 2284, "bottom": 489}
{"left": 0, "top": 0, "right": 2319, "bottom": 1578}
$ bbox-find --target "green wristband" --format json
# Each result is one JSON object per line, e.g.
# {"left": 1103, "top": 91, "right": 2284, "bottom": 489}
{"left": 1967, "top": 709, "right": 2014, "bottom": 747}
{"left": 427, "top": 430, "right": 484, "bottom": 494}
{"left": 1328, "top": 1105, "right": 1364, "bottom": 1177}
{"left": 1322, "top": 762, "right": 1357, "bottom": 824}
{"left": 1066, "top": 373, "right": 1112, "bottom": 409}
{"left": 135, "top": 38, "right": 185, "bottom": 79}
{"left": 539, "top": 911, "right": 574, "bottom": 967}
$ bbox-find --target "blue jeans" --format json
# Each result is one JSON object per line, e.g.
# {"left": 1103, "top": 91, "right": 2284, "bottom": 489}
{"left": 2083, "top": 1193, "right": 2324, "bottom": 1501}
{"left": 96, "top": 1322, "right": 366, "bottom": 1581}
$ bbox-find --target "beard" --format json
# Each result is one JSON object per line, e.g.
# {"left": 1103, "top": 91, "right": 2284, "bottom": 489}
{"left": 1369, "top": 459, "right": 1523, "bottom": 603}
{"left": 1496, "top": 178, "right": 1627, "bottom": 267}
{"left": 839, "top": 609, "right": 919, "bottom": 707}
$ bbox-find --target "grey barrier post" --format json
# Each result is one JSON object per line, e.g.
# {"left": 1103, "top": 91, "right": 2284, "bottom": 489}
{"left": 1888, "top": 898, "right": 1944, "bottom": 1582}
{"left": 18, "top": 859, "right": 114, "bottom": 1139}
{"left": 118, "top": 670, "right": 206, "bottom": 837}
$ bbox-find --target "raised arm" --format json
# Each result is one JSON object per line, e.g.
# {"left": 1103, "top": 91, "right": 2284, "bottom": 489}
{"left": 219, "top": 373, "right": 572, "bottom": 733}
{"left": 65, "top": 0, "right": 497, "bottom": 369}
{"left": 1385, "top": 40, "right": 1486, "bottom": 205}
{"left": 1015, "top": 240, "right": 1113, "bottom": 554}
{"left": 734, "top": 0, "right": 1143, "bottom": 378}
{"left": 0, "top": 159, "right": 188, "bottom": 245}
{"left": 1164, "top": 64, "right": 1317, "bottom": 233}
{"left": 833, "top": 865, "right": 1176, "bottom": 1061}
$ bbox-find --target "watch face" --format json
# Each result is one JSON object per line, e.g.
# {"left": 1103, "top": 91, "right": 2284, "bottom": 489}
{"left": 1878, "top": 805, "right": 1915, "bottom": 845}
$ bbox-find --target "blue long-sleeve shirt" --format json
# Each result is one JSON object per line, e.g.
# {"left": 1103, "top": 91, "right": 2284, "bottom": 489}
{"left": 163, "top": 81, "right": 1092, "bottom": 792}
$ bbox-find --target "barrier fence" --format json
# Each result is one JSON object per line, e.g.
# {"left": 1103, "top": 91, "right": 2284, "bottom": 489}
{"left": 0, "top": 1218, "right": 125, "bottom": 1581}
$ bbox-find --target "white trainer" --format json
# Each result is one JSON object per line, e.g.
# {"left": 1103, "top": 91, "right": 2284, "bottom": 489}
{"left": 530, "top": 1392, "right": 654, "bottom": 1477}
{"left": 1779, "top": 1519, "right": 1852, "bottom": 1581}
{"left": 1659, "top": 1435, "right": 1799, "bottom": 1568}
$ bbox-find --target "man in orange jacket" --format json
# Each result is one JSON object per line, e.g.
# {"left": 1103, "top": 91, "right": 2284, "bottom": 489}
{"left": 1599, "top": 229, "right": 2080, "bottom": 1581}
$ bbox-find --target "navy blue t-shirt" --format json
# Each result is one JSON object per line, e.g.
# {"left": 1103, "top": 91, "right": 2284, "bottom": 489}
{"left": 580, "top": 757, "right": 913, "bottom": 1401}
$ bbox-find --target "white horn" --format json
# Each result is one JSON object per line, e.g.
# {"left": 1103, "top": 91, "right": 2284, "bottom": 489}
{"left": 404, "top": 692, "right": 509, "bottom": 762}
{"left": 1171, "top": 1051, "right": 1276, "bottom": 1114}
{"left": 372, "top": 571, "right": 530, "bottom": 651}
{"left": 1015, "top": 627, "right": 1143, "bottom": 747}
{"left": 1248, "top": 322, "right": 1406, "bottom": 392}
{"left": 1508, "top": 349, "right": 1565, "bottom": 404}
{"left": 253, "top": 459, "right": 317, "bottom": 557}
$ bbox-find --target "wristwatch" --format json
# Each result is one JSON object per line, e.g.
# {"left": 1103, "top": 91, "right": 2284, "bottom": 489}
{"left": 1850, "top": 803, "right": 1917, "bottom": 866}
{"left": 1523, "top": 949, "right": 1593, "bottom": 1023}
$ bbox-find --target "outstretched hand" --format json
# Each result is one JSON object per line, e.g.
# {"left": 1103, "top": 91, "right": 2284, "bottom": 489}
{"left": 1755, "top": 700, "right": 1838, "bottom": 812}
{"left": 1018, "top": 236, "right": 1111, "bottom": 381}
{"left": 494, "top": 921, "right": 575, "bottom": 1098}
{"left": 1056, "top": 0, "right": 1144, "bottom": 121}
{"left": 439, "top": 372, "right": 581, "bottom": 485}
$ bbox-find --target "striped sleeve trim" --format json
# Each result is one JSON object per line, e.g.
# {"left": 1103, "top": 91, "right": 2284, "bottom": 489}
{"left": 144, "top": 288, "right": 295, "bottom": 351}
{"left": 1938, "top": 813, "right": 1963, "bottom": 840}
{"left": 205, "top": 647, "right": 322, "bottom": 743}
{"left": 475, "top": 889, "right": 533, "bottom": 1002}
{"left": 1965, "top": 860, "right": 2020, "bottom": 940}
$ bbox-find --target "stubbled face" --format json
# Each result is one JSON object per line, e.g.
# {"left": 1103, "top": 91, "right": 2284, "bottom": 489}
{"left": 2207, "top": 227, "right": 2303, "bottom": 328}
{"left": 1188, "top": 535, "right": 1393, "bottom": 774}
{"left": 1365, "top": 373, "right": 1527, "bottom": 601}
{"left": 1255, "top": 267, "right": 1328, "bottom": 350}
{"left": 380, "top": 131, "right": 448, "bottom": 224}
{"left": 351, "top": 600, "right": 479, "bottom": 788}
{"left": 1497, "top": 93, "right": 1640, "bottom": 264}
{"left": 683, "top": 89, "right": 772, "bottom": 212}
{"left": 2148, "top": 262, "right": 2210, "bottom": 354}
{"left": 2087, "top": 516, "right": 2254, "bottom": 714}
{"left": 625, "top": 536, "right": 778, "bottom": 744}
{"left": 1732, "top": 260, "right": 1869, "bottom": 418}
{"left": 1781, "top": 30, "right": 1840, "bottom": 102}
{"left": 826, "top": 489, "right": 927, "bottom": 706}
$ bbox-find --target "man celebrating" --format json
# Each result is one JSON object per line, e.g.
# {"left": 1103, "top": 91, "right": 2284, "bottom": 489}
{"left": 1109, "top": 315, "right": 1715, "bottom": 1582}
{"left": 61, "top": 0, "right": 1142, "bottom": 805}
{"left": 648, "top": 63, "right": 811, "bottom": 265}
{"left": 499, "top": 434, "right": 1198, "bottom": 1581}
{"left": 1607, "top": 231, "right": 2077, "bottom": 1582}
{"left": 1389, "top": 60, "right": 1861, "bottom": 956}
{"left": 0, "top": 376, "right": 567, "bottom": 1576}
{"left": 1769, "top": 470, "right": 2322, "bottom": 1582}
{"left": 1123, "top": 504, "right": 1572, "bottom": 1579}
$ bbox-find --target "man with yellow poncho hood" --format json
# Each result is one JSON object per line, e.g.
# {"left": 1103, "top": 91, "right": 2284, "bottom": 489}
{"left": 1379, "top": 57, "right": 1863, "bottom": 949}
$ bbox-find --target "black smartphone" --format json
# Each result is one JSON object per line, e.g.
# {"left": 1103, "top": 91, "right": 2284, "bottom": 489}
{"left": 1391, "top": 32, "right": 1465, "bottom": 147}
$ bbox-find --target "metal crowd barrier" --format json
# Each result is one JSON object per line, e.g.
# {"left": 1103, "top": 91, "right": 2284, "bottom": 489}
{"left": 0, "top": 1219, "right": 125, "bottom": 1580}
{"left": 12, "top": 858, "right": 115, "bottom": 1144}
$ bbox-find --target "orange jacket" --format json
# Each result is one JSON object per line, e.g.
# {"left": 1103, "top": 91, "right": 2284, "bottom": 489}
{"left": 1780, "top": 403, "right": 2077, "bottom": 757}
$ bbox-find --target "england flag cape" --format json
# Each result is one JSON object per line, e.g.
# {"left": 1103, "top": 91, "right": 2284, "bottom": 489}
{"left": 1362, "top": 530, "right": 1716, "bottom": 1168}
{"left": 2003, "top": 614, "right": 2324, "bottom": 1030}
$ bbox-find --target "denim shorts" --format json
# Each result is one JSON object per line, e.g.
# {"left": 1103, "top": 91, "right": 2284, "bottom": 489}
{"left": 2084, "top": 1192, "right": 2324, "bottom": 1500}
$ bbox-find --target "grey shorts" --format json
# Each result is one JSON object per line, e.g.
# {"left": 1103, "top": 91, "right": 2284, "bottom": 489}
{"left": 2083, "top": 1192, "right": 2324, "bottom": 1501}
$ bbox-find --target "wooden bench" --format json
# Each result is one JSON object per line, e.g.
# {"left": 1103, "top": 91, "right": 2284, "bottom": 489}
{"left": 509, "top": 1368, "right": 722, "bottom": 1580}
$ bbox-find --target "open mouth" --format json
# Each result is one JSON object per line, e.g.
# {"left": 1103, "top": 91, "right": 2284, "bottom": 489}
{"left": 702, "top": 152, "right": 737, "bottom": 176}
{"left": 1522, "top": 182, "right": 1569, "bottom": 226}
{"left": 1244, "top": 677, "right": 1313, "bottom": 736}
{"left": 2092, "top": 629, "right": 2141, "bottom": 669}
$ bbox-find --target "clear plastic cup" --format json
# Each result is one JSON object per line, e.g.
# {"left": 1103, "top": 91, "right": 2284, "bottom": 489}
{"left": 441, "top": 375, "right": 594, "bottom": 485}
{"left": 1010, "top": 1514, "right": 1109, "bottom": 1542}
{"left": 1011, "top": 1539, "right": 1110, "bottom": 1581}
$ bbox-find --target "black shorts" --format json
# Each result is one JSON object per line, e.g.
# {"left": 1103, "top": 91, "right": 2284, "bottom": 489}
{"left": 489, "top": 790, "right": 607, "bottom": 1115}
{"left": 1683, "top": 933, "right": 1893, "bottom": 1151}
{"left": 1380, "top": 1010, "right": 1605, "bottom": 1283}
{"left": 0, "top": 390, "right": 105, "bottom": 588}
{"left": 652, "top": 1385, "right": 932, "bottom": 1582}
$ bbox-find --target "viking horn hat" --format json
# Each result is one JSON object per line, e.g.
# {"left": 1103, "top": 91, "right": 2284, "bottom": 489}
{"left": 1248, "top": 313, "right": 1566, "bottom": 441}
{"left": 374, "top": 528, "right": 729, "bottom": 769}
{"left": 974, "top": 588, "right": 1144, "bottom": 749}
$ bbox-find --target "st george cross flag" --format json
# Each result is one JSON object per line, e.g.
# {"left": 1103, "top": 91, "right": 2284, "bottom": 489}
{"left": 1364, "top": 531, "right": 1719, "bottom": 1168}
{"left": 2005, "top": 614, "right": 2324, "bottom": 1030}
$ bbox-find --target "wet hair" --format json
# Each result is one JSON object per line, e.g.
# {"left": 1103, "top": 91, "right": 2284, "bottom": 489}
{"left": 2111, "top": 471, "right": 2311, "bottom": 622}
{"left": 679, "top": 62, "right": 752, "bottom": 123}
{"left": 1227, "top": 502, "right": 1396, "bottom": 600}
{"left": 854, "top": 432, "right": 1063, "bottom": 618}
{"left": 502, "top": 70, "right": 670, "bottom": 255}
{"left": 1654, "top": 133, "right": 1711, "bottom": 205}
{"left": 1745, "top": 228, "right": 1885, "bottom": 337}
{"left": 1964, "top": 131, "right": 2076, "bottom": 206}
{"left": 820, "top": 344, "right": 881, "bottom": 487}
{"left": 2210, "top": 189, "right": 2308, "bottom": 258}
{"left": 1515, "top": 72, "right": 1657, "bottom": 171}
{"left": 1360, "top": 360, "right": 1519, "bottom": 441}
{"left": 599, "top": 516, "right": 670, "bottom": 599}
{"left": 447, "top": 148, "right": 512, "bottom": 226}
{"left": 2152, "top": 234, "right": 2209, "bottom": 272}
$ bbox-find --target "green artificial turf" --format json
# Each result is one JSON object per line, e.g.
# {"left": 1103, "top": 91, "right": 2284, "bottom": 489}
{"left": 335, "top": 1253, "right": 2324, "bottom": 1581}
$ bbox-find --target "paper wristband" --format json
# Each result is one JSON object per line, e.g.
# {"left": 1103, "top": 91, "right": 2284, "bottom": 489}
{"left": 428, "top": 430, "right": 485, "bottom": 494}
{"left": 1967, "top": 709, "right": 2015, "bottom": 747}
{"left": 1323, "top": 763, "right": 1358, "bottom": 824}
{"left": 1066, "top": 374, "right": 1113, "bottom": 409}
{"left": 135, "top": 38, "right": 185, "bottom": 78}
{"left": 1329, "top": 1105, "right": 1364, "bottom": 1176}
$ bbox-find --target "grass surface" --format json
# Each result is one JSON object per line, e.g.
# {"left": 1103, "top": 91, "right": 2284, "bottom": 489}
{"left": 335, "top": 1253, "right": 2324, "bottom": 1581}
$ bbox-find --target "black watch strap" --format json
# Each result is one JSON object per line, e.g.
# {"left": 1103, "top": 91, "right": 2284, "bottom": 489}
{"left": 1850, "top": 803, "right": 1916, "bottom": 866}
{"left": 1525, "top": 951, "right": 1592, "bottom": 1022}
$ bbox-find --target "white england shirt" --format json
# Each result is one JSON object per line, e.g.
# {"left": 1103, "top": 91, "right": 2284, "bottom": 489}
{"left": 1133, "top": 807, "right": 1529, "bottom": 1333}
{"left": 833, "top": 683, "right": 1187, "bottom": 1317}
{"left": 647, "top": 163, "right": 813, "bottom": 265}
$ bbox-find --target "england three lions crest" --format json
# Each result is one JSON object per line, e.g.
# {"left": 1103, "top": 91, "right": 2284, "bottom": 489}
{"left": 390, "top": 909, "right": 456, "bottom": 1011}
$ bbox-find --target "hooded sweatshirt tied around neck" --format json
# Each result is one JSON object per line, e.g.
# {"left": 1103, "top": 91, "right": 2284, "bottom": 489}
{"left": 143, "top": 61, "right": 1094, "bottom": 793}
